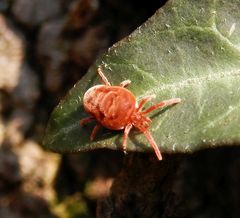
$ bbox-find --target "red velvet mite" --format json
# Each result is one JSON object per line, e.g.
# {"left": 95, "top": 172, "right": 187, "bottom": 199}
{"left": 80, "top": 67, "right": 181, "bottom": 160}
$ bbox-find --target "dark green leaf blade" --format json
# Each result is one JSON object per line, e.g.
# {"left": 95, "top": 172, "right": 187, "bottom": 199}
{"left": 43, "top": 0, "right": 240, "bottom": 154}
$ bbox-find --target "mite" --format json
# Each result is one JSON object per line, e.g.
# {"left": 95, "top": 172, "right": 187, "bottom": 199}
{"left": 80, "top": 67, "right": 181, "bottom": 160}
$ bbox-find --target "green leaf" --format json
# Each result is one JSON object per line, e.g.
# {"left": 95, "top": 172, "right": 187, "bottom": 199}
{"left": 43, "top": 0, "right": 240, "bottom": 154}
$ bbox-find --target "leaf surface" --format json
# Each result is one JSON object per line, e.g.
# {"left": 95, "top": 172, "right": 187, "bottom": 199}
{"left": 44, "top": 0, "right": 240, "bottom": 154}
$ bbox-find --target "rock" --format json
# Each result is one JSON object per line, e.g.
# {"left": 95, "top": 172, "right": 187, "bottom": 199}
{"left": 0, "top": 15, "right": 25, "bottom": 92}
{"left": 12, "top": 0, "right": 62, "bottom": 27}
{"left": 64, "top": 0, "right": 99, "bottom": 30}
{"left": 85, "top": 177, "right": 113, "bottom": 199}
{"left": 0, "top": 54, "right": 39, "bottom": 149}
{"left": 37, "top": 21, "right": 109, "bottom": 94}
{"left": 0, "top": 0, "right": 11, "bottom": 12}
{"left": 4, "top": 191, "right": 55, "bottom": 218}
{"left": 36, "top": 1, "right": 108, "bottom": 94}
{"left": 37, "top": 18, "right": 67, "bottom": 93}
{"left": 0, "top": 149, "right": 21, "bottom": 191}
{"left": 69, "top": 25, "right": 109, "bottom": 69}
{"left": 0, "top": 207, "right": 20, "bottom": 218}
{"left": 0, "top": 116, "right": 4, "bottom": 146}
{"left": 15, "top": 140, "right": 60, "bottom": 201}
{"left": 4, "top": 108, "right": 34, "bottom": 146}
{"left": 0, "top": 17, "right": 39, "bottom": 143}
{"left": 13, "top": 63, "right": 40, "bottom": 108}
{"left": 3, "top": 105, "right": 37, "bottom": 146}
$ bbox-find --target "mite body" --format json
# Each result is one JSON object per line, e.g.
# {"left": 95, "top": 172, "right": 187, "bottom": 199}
{"left": 80, "top": 67, "right": 181, "bottom": 160}
{"left": 83, "top": 85, "right": 136, "bottom": 130}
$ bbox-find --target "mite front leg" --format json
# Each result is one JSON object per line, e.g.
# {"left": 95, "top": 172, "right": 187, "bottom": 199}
{"left": 119, "top": 80, "right": 131, "bottom": 87}
{"left": 142, "top": 98, "right": 181, "bottom": 115}
{"left": 136, "top": 94, "right": 156, "bottom": 112}
{"left": 122, "top": 124, "right": 133, "bottom": 154}
{"left": 80, "top": 117, "right": 95, "bottom": 126}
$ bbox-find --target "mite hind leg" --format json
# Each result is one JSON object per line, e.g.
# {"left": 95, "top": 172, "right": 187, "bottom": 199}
{"left": 122, "top": 124, "right": 133, "bottom": 154}
{"left": 143, "top": 130, "right": 162, "bottom": 160}
{"left": 90, "top": 124, "right": 102, "bottom": 141}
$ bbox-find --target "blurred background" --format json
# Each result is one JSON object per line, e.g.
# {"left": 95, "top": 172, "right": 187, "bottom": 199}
{"left": 0, "top": 0, "right": 166, "bottom": 217}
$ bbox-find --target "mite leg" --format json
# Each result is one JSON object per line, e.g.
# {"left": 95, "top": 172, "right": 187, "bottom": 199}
{"left": 90, "top": 124, "right": 102, "bottom": 141}
{"left": 80, "top": 117, "right": 95, "bottom": 126}
{"left": 142, "top": 98, "right": 181, "bottom": 115}
{"left": 122, "top": 124, "right": 133, "bottom": 154}
{"left": 97, "top": 67, "right": 111, "bottom": 86}
{"left": 136, "top": 94, "right": 156, "bottom": 112}
{"left": 143, "top": 130, "right": 162, "bottom": 160}
{"left": 119, "top": 80, "right": 131, "bottom": 87}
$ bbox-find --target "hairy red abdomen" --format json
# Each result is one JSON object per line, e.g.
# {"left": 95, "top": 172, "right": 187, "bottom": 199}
{"left": 83, "top": 85, "right": 136, "bottom": 130}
